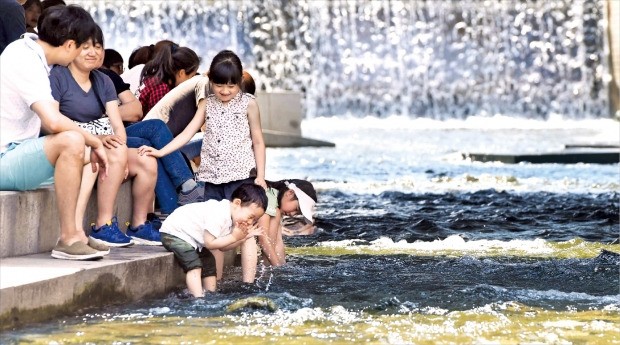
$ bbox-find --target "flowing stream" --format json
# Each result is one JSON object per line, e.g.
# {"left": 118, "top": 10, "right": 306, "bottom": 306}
{"left": 2, "top": 116, "right": 618, "bottom": 344}
{"left": 1, "top": 1, "right": 618, "bottom": 343}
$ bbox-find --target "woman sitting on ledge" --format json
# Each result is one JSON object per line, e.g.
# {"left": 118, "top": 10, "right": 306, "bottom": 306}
{"left": 49, "top": 25, "right": 160, "bottom": 246}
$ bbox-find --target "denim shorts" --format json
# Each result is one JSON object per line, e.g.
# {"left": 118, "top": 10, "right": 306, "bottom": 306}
{"left": 161, "top": 233, "right": 216, "bottom": 277}
{"left": 0, "top": 138, "right": 55, "bottom": 191}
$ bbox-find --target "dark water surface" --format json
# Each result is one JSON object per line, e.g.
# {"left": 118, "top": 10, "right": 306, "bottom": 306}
{"left": 2, "top": 121, "right": 619, "bottom": 343}
{"left": 311, "top": 190, "right": 620, "bottom": 243}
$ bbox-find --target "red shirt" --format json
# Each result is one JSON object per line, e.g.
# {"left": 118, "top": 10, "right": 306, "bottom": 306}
{"left": 138, "top": 77, "right": 171, "bottom": 116}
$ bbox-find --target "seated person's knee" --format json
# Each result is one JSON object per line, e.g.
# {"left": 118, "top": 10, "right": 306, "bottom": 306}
{"left": 55, "top": 130, "right": 85, "bottom": 153}
{"left": 106, "top": 144, "right": 128, "bottom": 164}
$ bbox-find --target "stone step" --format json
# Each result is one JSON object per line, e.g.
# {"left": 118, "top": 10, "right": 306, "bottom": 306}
{"left": 0, "top": 244, "right": 238, "bottom": 330}
{"left": 0, "top": 181, "right": 239, "bottom": 330}
{"left": 0, "top": 246, "right": 184, "bottom": 329}
{"left": 0, "top": 182, "right": 133, "bottom": 259}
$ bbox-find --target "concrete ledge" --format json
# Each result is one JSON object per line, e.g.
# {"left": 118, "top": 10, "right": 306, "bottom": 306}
{"left": 263, "top": 129, "right": 335, "bottom": 148}
{"left": 0, "top": 182, "right": 133, "bottom": 258}
{"left": 0, "top": 246, "right": 184, "bottom": 330}
{"left": 256, "top": 91, "right": 336, "bottom": 148}
{"left": 463, "top": 149, "right": 620, "bottom": 164}
{"left": 256, "top": 91, "right": 303, "bottom": 136}
{"left": 0, "top": 245, "right": 239, "bottom": 330}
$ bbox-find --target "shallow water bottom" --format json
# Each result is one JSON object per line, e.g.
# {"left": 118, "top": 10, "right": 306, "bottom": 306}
{"left": 12, "top": 305, "right": 619, "bottom": 344}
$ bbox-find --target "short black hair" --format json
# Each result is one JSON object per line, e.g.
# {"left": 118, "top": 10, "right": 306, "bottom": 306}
{"left": 38, "top": 5, "right": 96, "bottom": 47}
{"left": 103, "top": 49, "right": 123, "bottom": 68}
{"left": 40, "top": 0, "right": 65, "bottom": 11}
{"left": 23, "top": 0, "right": 42, "bottom": 11}
{"left": 92, "top": 24, "right": 104, "bottom": 47}
{"left": 230, "top": 183, "right": 268, "bottom": 211}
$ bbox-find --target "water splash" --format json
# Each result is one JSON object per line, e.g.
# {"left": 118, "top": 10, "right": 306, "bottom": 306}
{"left": 83, "top": 0, "right": 611, "bottom": 118}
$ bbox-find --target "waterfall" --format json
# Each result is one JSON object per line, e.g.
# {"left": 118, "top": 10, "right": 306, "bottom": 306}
{"left": 82, "top": 0, "right": 611, "bottom": 119}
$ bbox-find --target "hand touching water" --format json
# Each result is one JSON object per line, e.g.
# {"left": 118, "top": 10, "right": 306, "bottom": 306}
{"left": 233, "top": 222, "right": 264, "bottom": 241}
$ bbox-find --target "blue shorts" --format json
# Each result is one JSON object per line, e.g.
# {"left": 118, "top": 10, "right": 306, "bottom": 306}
{"left": 0, "top": 138, "right": 55, "bottom": 191}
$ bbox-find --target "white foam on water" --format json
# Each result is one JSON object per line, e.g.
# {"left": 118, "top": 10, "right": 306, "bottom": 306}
{"left": 266, "top": 117, "right": 620, "bottom": 195}
{"left": 319, "top": 235, "right": 555, "bottom": 256}
{"left": 313, "top": 174, "right": 619, "bottom": 195}
{"left": 508, "top": 287, "right": 620, "bottom": 304}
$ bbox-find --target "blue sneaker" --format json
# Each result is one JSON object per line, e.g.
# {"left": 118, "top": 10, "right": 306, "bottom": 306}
{"left": 89, "top": 216, "right": 133, "bottom": 247}
{"left": 147, "top": 212, "right": 163, "bottom": 230}
{"left": 126, "top": 221, "right": 162, "bottom": 246}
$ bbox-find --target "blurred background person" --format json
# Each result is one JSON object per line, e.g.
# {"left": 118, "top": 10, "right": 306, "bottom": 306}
{"left": 102, "top": 48, "right": 124, "bottom": 75}
{"left": 0, "top": 0, "right": 26, "bottom": 55}
{"left": 22, "top": 0, "right": 41, "bottom": 33}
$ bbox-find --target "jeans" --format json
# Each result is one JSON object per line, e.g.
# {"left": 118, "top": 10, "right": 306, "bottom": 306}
{"left": 179, "top": 138, "right": 202, "bottom": 161}
{"left": 126, "top": 119, "right": 194, "bottom": 214}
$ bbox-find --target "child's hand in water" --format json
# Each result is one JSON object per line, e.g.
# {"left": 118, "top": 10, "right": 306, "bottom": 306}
{"left": 234, "top": 223, "right": 264, "bottom": 240}
{"left": 244, "top": 223, "right": 264, "bottom": 238}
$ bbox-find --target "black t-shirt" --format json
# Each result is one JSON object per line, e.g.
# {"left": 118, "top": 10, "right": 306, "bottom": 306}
{"left": 98, "top": 68, "right": 130, "bottom": 95}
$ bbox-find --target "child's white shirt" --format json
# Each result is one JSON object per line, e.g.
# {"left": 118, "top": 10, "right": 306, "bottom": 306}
{"left": 160, "top": 199, "right": 233, "bottom": 249}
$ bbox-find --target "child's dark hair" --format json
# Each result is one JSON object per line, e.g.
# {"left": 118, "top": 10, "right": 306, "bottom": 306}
{"left": 267, "top": 179, "right": 317, "bottom": 205}
{"left": 231, "top": 184, "right": 268, "bottom": 211}
{"left": 208, "top": 50, "right": 243, "bottom": 88}
{"left": 38, "top": 5, "right": 96, "bottom": 47}
{"left": 141, "top": 44, "right": 201, "bottom": 89}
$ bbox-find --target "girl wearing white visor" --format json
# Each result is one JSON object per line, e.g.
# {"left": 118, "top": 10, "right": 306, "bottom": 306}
{"left": 238, "top": 179, "right": 317, "bottom": 276}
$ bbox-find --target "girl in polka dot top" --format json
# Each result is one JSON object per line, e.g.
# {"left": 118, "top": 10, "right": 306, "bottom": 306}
{"left": 138, "top": 50, "right": 266, "bottom": 195}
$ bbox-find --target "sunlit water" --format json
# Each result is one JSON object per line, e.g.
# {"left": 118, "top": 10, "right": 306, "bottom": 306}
{"left": 4, "top": 0, "right": 618, "bottom": 342}
{"left": 3, "top": 117, "right": 619, "bottom": 344}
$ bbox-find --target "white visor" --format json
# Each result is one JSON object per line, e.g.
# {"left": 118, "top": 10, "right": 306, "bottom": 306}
{"left": 286, "top": 182, "right": 316, "bottom": 223}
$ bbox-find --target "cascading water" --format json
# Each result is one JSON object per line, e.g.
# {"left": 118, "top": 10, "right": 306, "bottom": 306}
{"left": 84, "top": 0, "right": 611, "bottom": 119}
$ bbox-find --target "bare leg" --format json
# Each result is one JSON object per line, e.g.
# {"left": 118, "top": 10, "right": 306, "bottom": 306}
{"left": 42, "top": 131, "right": 88, "bottom": 245}
{"left": 258, "top": 215, "right": 286, "bottom": 266}
{"left": 274, "top": 226, "right": 286, "bottom": 265}
{"left": 203, "top": 276, "right": 217, "bottom": 292}
{"left": 95, "top": 144, "right": 127, "bottom": 227}
{"left": 212, "top": 249, "right": 224, "bottom": 281}
{"left": 186, "top": 268, "right": 204, "bottom": 297}
{"left": 240, "top": 238, "right": 258, "bottom": 283}
{"left": 75, "top": 149, "right": 98, "bottom": 230}
{"left": 127, "top": 148, "right": 156, "bottom": 227}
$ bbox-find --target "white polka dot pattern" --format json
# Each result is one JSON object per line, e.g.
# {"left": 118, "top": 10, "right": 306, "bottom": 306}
{"left": 196, "top": 92, "right": 257, "bottom": 184}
